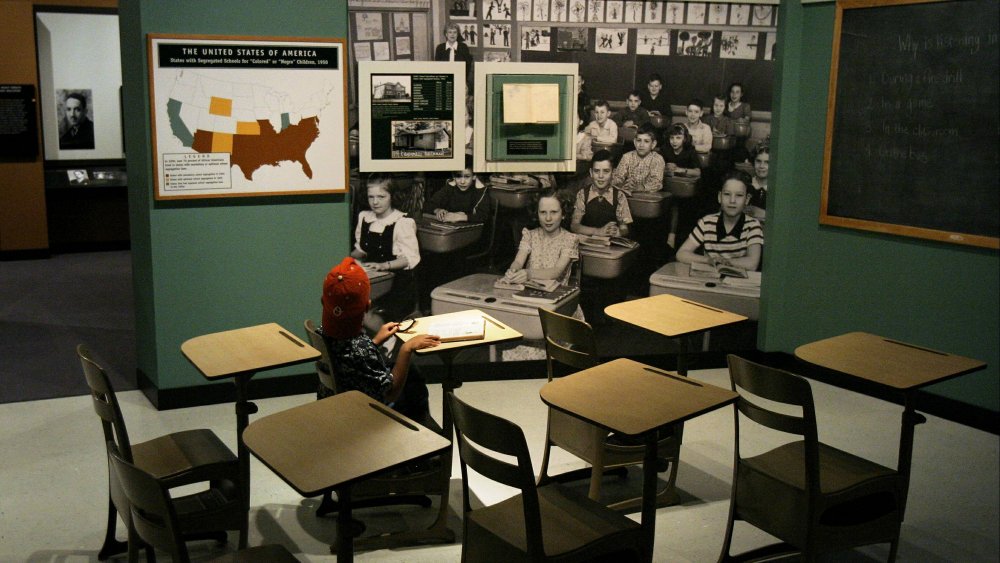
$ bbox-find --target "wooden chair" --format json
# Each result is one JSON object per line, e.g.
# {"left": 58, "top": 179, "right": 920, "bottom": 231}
{"left": 448, "top": 391, "right": 644, "bottom": 562}
{"left": 719, "top": 355, "right": 904, "bottom": 562}
{"left": 78, "top": 345, "right": 247, "bottom": 560}
{"left": 107, "top": 446, "right": 298, "bottom": 563}
{"left": 535, "top": 308, "right": 682, "bottom": 511}
{"left": 302, "top": 320, "right": 453, "bottom": 549}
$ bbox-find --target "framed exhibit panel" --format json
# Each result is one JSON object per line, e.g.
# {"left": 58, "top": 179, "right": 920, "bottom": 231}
{"left": 148, "top": 34, "right": 349, "bottom": 200}
{"left": 474, "top": 62, "right": 578, "bottom": 173}
{"left": 358, "top": 61, "right": 466, "bottom": 172}
{"left": 35, "top": 9, "right": 124, "bottom": 161}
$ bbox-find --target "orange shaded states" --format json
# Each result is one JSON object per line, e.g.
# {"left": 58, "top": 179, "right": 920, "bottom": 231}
{"left": 209, "top": 97, "right": 233, "bottom": 117}
{"left": 230, "top": 117, "right": 320, "bottom": 180}
{"left": 236, "top": 121, "right": 261, "bottom": 135}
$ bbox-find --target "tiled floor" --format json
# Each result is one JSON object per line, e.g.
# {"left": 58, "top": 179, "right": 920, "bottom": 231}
{"left": 2, "top": 369, "right": 996, "bottom": 562}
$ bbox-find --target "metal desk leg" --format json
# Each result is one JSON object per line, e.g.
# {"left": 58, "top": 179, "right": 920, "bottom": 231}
{"left": 336, "top": 485, "right": 354, "bottom": 562}
{"left": 677, "top": 335, "right": 690, "bottom": 376}
{"left": 641, "top": 431, "right": 659, "bottom": 563}
{"left": 897, "top": 395, "right": 926, "bottom": 518}
{"left": 233, "top": 373, "right": 256, "bottom": 550}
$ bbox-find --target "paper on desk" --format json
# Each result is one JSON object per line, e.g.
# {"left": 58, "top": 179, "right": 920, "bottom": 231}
{"left": 502, "top": 83, "right": 559, "bottom": 124}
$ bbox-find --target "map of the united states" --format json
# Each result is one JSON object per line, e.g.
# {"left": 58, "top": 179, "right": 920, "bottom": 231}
{"left": 164, "top": 71, "right": 322, "bottom": 180}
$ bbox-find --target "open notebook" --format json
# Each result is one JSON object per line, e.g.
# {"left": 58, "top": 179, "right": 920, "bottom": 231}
{"left": 425, "top": 317, "right": 486, "bottom": 343}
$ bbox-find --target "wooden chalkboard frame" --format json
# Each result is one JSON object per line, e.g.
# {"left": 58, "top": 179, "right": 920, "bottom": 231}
{"left": 821, "top": 0, "right": 999, "bottom": 250}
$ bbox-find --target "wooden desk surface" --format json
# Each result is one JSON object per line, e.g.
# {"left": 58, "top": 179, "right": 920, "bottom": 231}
{"left": 395, "top": 309, "right": 522, "bottom": 354}
{"left": 243, "top": 391, "right": 451, "bottom": 497}
{"left": 540, "top": 358, "right": 738, "bottom": 436}
{"left": 181, "top": 322, "right": 320, "bottom": 379}
{"left": 605, "top": 293, "right": 747, "bottom": 338}
{"left": 795, "top": 331, "right": 986, "bottom": 391}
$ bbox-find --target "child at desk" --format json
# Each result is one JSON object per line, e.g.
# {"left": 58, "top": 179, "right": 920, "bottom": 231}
{"left": 352, "top": 173, "right": 421, "bottom": 323}
{"left": 725, "top": 82, "right": 752, "bottom": 163}
{"left": 704, "top": 94, "right": 733, "bottom": 138}
{"left": 614, "top": 90, "right": 651, "bottom": 130}
{"left": 663, "top": 124, "right": 702, "bottom": 180}
{"left": 676, "top": 170, "right": 763, "bottom": 272}
{"left": 503, "top": 188, "right": 579, "bottom": 286}
{"left": 320, "top": 257, "right": 440, "bottom": 426}
{"left": 746, "top": 144, "right": 769, "bottom": 222}
{"left": 428, "top": 157, "right": 491, "bottom": 224}
{"left": 612, "top": 122, "right": 665, "bottom": 195}
{"left": 584, "top": 99, "right": 619, "bottom": 148}
{"left": 572, "top": 149, "right": 633, "bottom": 238}
{"left": 684, "top": 98, "right": 713, "bottom": 155}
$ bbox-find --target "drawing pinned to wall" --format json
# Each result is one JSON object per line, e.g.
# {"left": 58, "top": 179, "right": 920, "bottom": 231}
{"left": 534, "top": 0, "right": 550, "bottom": 21}
{"left": 588, "top": 0, "right": 605, "bottom": 22}
{"left": 552, "top": 0, "right": 569, "bottom": 22}
{"left": 764, "top": 32, "right": 777, "bottom": 61}
{"left": 664, "top": 2, "right": 683, "bottom": 24}
{"left": 393, "top": 13, "right": 411, "bottom": 34}
{"left": 522, "top": 26, "right": 552, "bottom": 51}
{"left": 606, "top": 1, "right": 623, "bottom": 22}
{"left": 373, "top": 42, "right": 391, "bottom": 60}
{"left": 624, "top": 1, "right": 643, "bottom": 23}
{"left": 450, "top": 0, "right": 476, "bottom": 18}
{"left": 636, "top": 28, "right": 671, "bottom": 56}
{"left": 720, "top": 31, "right": 758, "bottom": 60}
{"left": 730, "top": 4, "right": 750, "bottom": 26}
{"left": 396, "top": 36, "right": 412, "bottom": 56}
{"left": 483, "top": 0, "right": 512, "bottom": 20}
{"left": 483, "top": 23, "right": 512, "bottom": 48}
{"left": 354, "top": 42, "right": 373, "bottom": 61}
{"left": 645, "top": 1, "right": 663, "bottom": 23}
{"left": 752, "top": 4, "right": 774, "bottom": 26}
{"left": 708, "top": 3, "right": 728, "bottom": 25}
{"left": 686, "top": 2, "right": 706, "bottom": 25}
{"left": 568, "top": 0, "right": 587, "bottom": 22}
{"left": 459, "top": 23, "right": 479, "bottom": 46}
{"left": 595, "top": 28, "right": 628, "bottom": 54}
{"left": 677, "top": 30, "right": 714, "bottom": 57}
{"left": 355, "top": 13, "right": 383, "bottom": 41}
{"left": 483, "top": 50, "right": 512, "bottom": 62}
{"left": 557, "top": 27, "right": 588, "bottom": 50}
{"left": 517, "top": 0, "right": 532, "bottom": 20}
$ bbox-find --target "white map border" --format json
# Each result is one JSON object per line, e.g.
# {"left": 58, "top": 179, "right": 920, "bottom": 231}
{"left": 148, "top": 34, "right": 349, "bottom": 200}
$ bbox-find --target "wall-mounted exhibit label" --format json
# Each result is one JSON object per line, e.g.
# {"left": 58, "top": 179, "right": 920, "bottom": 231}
{"left": 0, "top": 85, "right": 38, "bottom": 159}
{"left": 148, "top": 34, "right": 349, "bottom": 200}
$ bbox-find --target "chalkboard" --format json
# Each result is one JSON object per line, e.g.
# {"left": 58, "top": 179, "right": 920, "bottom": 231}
{"left": 821, "top": 0, "right": 999, "bottom": 249}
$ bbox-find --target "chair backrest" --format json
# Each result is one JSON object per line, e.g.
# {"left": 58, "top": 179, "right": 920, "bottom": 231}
{"left": 304, "top": 319, "right": 338, "bottom": 394}
{"left": 447, "top": 392, "right": 546, "bottom": 558}
{"left": 727, "top": 355, "right": 821, "bottom": 493}
{"left": 78, "top": 344, "right": 133, "bottom": 460}
{"left": 107, "top": 444, "right": 189, "bottom": 562}
{"left": 537, "top": 307, "right": 599, "bottom": 380}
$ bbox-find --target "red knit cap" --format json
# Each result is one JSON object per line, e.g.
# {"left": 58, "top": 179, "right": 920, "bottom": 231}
{"left": 321, "top": 257, "right": 370, "bottom": 339}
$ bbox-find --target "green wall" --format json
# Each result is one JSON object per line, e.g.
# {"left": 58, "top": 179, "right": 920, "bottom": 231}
{"left": 762, "top": 0, "right": 998, "bottom": 411}
{"left": 120, "top": 0, "right": 351, "bottom": 391}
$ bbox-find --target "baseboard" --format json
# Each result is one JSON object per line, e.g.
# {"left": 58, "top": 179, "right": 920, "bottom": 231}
{"left": 0, "top": 248, "right": 51, "bottom": 261}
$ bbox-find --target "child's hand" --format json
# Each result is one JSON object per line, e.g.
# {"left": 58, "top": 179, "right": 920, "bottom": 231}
{"left": 434, "top": 208, "right": 448, "bottom": 221}
{"left": 602, "top": 222, "right": 620, "bottom": 237}
{"left": 402, "top": 334, "right": 441, "bottom": 352}
{"left": 376, "top": 322, "right": 399, "bottom": 342}
{"left": 505, "top": 268, "right": 528, "bottom": 284}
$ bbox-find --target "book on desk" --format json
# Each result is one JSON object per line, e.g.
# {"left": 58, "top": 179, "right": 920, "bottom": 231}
{"left": 689, "top": 261, "right": 749, "bottom": 280}
{"left": 426, "top": 317, "right": 486, "bottom": 342}
{"left": 492, "top": 277, "right": 575, "bottom": 304}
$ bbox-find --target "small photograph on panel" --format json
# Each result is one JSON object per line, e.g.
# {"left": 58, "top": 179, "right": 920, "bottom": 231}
{"left": 67, "top": 169, "right": 90, "bottom": 184}
{"left": 588, "top": 0, "right": 605, "bottom": 23}
{"left": 57, "top": 89, "right": 95, "bottom": 150}
{"left": 391, "top": 120, "right": 453, "bottom": 158}
{"left": 483, "top": 0, "right": 512, "bottom": 20}
{"left": 677, "top": 30, "right": 715, "bottom": 57}
{"left": 521, "top": 26, "right": 552, "bottom": 51}
{"left": 373, "top": 75, "right": 412, "bottom": 101}
{"left": 483, "top": 23, "right": 512, "bottom": 47}
{"left": 595, "top": 28, "right": 628, "bottom": 54}
{"left": 450, "top": 0, "right": 477, "bottom": 18}
{"left": 636, "top": 29, "right": 671, "bottom": 56}
{"left": 557, "top": 27, "right": 588, "bottom": 51}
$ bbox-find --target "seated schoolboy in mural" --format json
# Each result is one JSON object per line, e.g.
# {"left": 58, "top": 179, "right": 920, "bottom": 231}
{"left": 676, "top": 170, "right": 763, "bottom": 272}
{"left": 571, "top": 149, "right": 633, "bottom": 238}
{"left": 683, "top": 98, "right": 713, "bottom": 155}
{"left": 612, "top": 122, "right": 665, "bottom": 195}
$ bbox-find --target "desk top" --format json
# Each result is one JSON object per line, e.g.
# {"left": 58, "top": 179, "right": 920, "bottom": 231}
{"left": 540, "top": 358, "right": 738, "bottom": 436}
{"left": 243, "top": 391, "right": 451, "bottom": 496}
{"left": 605, "top": 293, "right": 747, "bottom": 338}
{"left": 395, "top": 308, "right": 522, "bottom": 354}
{"left": 181, "top": 322, "right": 320, "bottom": 380}
{"left": 794, "top": 331, "right": 986, "bottom": 391}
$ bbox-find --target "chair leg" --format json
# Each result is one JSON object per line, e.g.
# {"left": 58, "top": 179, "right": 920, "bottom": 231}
{"left": 536, "top": 439, "right": 556, "bottom": 486}
{"left": 97, "top": 497, "right": 127, "bottom": 560}
{"left": 887, "top": 537, "right": 900, "bottom": 563}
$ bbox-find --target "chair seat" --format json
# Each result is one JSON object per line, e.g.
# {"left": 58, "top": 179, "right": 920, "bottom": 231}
{"left": 131, "top": 428, "right": 237, "bottom": 485}
{"left": 743, "top": 441, "right": 897, "bottom": 495}
{"left": 207, "top": 544, "right": 300, "bottom": 562}
{"left": 468, "top": 483, "right": 641, "bottom": 560}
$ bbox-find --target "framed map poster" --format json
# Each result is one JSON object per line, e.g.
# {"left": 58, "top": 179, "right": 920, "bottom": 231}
{"left": 358, "top": 61, "right": 466, "bottom": 172}
{"left": 148, "top": 34, "right": 349, "bottom": 200}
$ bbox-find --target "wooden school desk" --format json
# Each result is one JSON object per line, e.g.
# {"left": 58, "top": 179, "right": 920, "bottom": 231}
{"left": 605, "top": 293, "right": 746, "bottom": 374}
{"left": 180, "top": 322, "right": 320, "bottom": 546}
{"left": 243, "top": 390, "right": 451, "bottom": 563}
{"left": 795, "top": 331, "right": 986, "bottom": 516}
{"left": 394, "top": 309, "right": 522, "bottom": 543}
{"left": 540, "top": 358, "right": 738, "bottom": 562}
{"left": 649, "top": 261, "right": 760, "bottom": 321}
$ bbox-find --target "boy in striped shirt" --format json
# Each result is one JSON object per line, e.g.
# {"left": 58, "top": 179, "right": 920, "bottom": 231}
{"left": 676, "top": 170, "right": 763, "bottom": 271}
